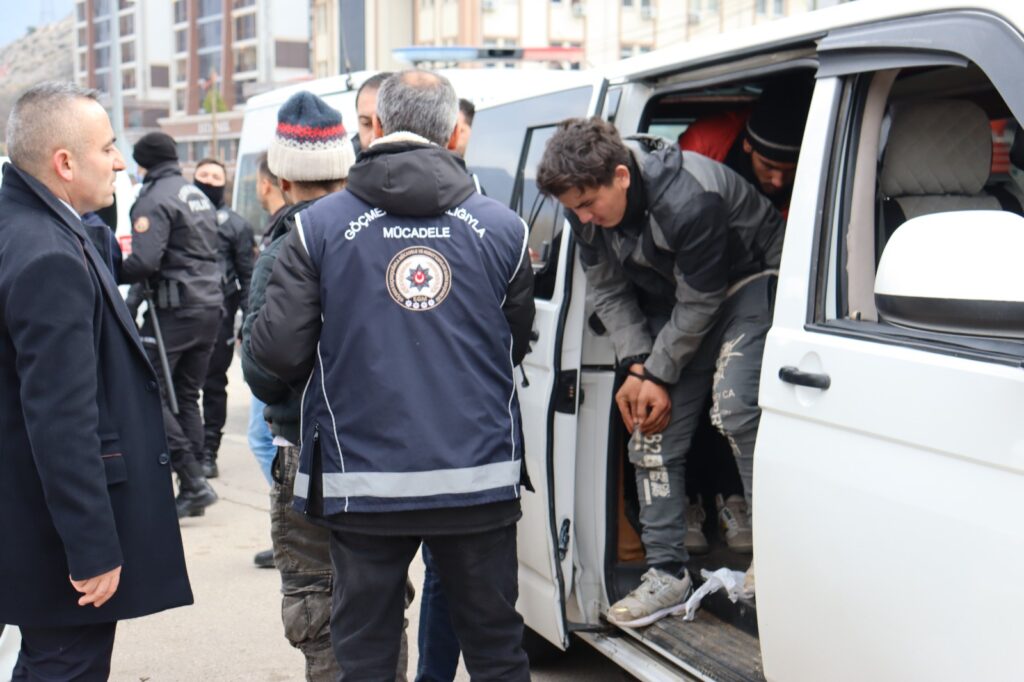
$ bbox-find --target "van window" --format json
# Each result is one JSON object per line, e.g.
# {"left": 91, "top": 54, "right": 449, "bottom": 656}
{"left": 816, "top": 62, "right": 1024, "bottom": 358}
{"left": 233, "top": 152, "right": 268, "bottom": 234}
{"left": 467, "top": 86, "right": 593, "bottom": 208}
{"left": 517, "top": 125, "right": 563, "bottom": 298}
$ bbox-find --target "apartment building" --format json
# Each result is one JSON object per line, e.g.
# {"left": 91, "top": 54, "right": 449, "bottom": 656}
{"left": 72, "top": 0, "right": 174, "bottom": 142}
{"left": 311, "top": 0, "right": 413, "bottom": 77}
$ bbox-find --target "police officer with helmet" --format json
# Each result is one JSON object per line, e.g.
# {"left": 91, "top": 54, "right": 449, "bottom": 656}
{"left": 121, "top": 132, "right": 222, "bottom": 518}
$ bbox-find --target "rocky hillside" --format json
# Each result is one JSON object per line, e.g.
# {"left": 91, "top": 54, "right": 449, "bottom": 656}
{"left": 0, "top": 14, "right": 74, "bottom": 151}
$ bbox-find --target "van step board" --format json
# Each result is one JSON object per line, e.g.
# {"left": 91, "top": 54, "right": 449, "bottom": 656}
{"left": 617, "top": 610, "right": 765, "bottom": 682}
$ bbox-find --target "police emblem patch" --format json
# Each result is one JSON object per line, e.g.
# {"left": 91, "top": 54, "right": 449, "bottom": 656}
{"left": 133, "top": 216, "right": 150, "bottom": 233}
{"left": 385, "top": 246, "right": 452, "bottom": 311}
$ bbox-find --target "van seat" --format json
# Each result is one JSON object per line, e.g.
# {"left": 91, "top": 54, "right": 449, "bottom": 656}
{"left": 877, "top": 99, "right": 1008, "bottom": 250}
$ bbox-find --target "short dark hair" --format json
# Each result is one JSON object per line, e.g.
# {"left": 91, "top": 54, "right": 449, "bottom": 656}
{"left": 356, "top": 71, "right": 393, "bottom": 103}
{"left": 195, "top": 157, "right": 225, "bottom": 172}
{"left": 291, "top": 178, "right": 345, "bottom": 194}
{"left": 458, "top": 98, "right": 475, "bottom": 126}
{"left": 536, "top": 117, "right": 631, "bottom": 197}
{"left": 257, "top": 152, "right": 277, "bottom": 185}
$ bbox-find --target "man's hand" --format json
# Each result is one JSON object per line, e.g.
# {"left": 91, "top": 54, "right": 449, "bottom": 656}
{"left": 636, "top": 380, "right": 671, "bottom": 434}
{"left": 70, "top": 565, "right": 122, "bottom": 608}
{"left": 615, "top": 364, "right": 646, "bottom": 430}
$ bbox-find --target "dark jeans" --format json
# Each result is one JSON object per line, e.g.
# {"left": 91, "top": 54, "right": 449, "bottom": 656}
{"left": 141, "top": 306, "right": 221, "bottom": 478}
{"left": 329, "top": 525, "right": 528, "bottom": 682}
{"left": 13, "top": 622, "right": 117, "bottom": 681}
{"left": 415, "top": 545, "right": 460, "bottom": 682}
{"left": 272, "top": 445, "right": 410, "bottom": 681}
{"left": 202, "top": 293, "right": 240, "bottom": 460}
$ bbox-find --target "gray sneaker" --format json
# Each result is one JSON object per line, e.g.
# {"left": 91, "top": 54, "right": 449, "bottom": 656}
{"left": 684, "top": 496, "right": 709, "bottom": 554}
{"left": 717, "top": 494, "right": 753, "bottom": 553}
{"left": 607, "top": 568, "right": 692, "bottom": 628}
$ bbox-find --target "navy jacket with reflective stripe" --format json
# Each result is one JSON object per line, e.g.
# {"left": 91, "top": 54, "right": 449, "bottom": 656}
{"left": 291, "top": 186, "right": 529, "bottom": 514}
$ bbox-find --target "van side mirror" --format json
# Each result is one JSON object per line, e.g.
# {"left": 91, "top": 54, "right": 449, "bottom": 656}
{"left": 874, "top": 210, "right": 1024, "bottom": 338}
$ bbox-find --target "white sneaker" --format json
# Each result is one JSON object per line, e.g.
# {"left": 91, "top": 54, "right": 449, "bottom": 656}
{"left": 684, "top": 496, "right": 709, "bottom": 554}
{"left": 717, "top": 494, "right": 753, "bottom": 553}
{"left": 607, "top": 568, "right": 692, "bottom": 628}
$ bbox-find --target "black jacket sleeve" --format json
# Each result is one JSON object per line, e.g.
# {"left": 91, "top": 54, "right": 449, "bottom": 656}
{"left": 251, "top": 228, "right": 323, "bottom": 386}
{"left": 503, "top": 248, "right": 535, "bottom": 366}
{"left": 231, "top": 213, "right": 255, "bottom": 314}
{"left": 4, "top": 248, "right": 123, "bottom": 579}
{"left": 241, "top": 240, "right": 291, "bottom": 406}
{"left": 120, "top": 198, "right": 172, "bottom": 283}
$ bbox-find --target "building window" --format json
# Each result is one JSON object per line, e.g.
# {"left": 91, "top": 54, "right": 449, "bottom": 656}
{"left": 176, "top": 142, "right": 190, "bottom": 162}
{"left": 198, "top": 19, "right": 222, "bottom": 50}
{"left": 174, "top": 0, "right": 187, "bottom": 23}
{"left": 194, "top": 140, "right": 211, "bottom": 160}
{"left": 94, "top": 20, "right": 110, "bottom": 43}
{"left": 622, "top": 0, "right": 633, "bottom": 6}
{"left": 199, "top": 51, "right": 223, "bottom": 80}
{"left": 77, "top": 27, "right": 87, "bottom": 46}
{"left": 151, "top": 64, "right": 170, "bottom": 88}
{"left": 218, "top": 139, "right": 236, "bottom": 162}
{"left": 121, "top": 40, "right": 135, "bottom": 63}
{"left": 78, "top": 52, "right": 87, "bottom": 72}
{"left": 275, "top": 41, "right": 310, "bottom": 69}
{"left": 119, "top": 14, "right": 134, "bottom": 36}
{"left": 620, "top": 45, "right": 634, "bottom": 59}
{"left": 122, "top": 68, "right": 136, "bottom": 90}
{"left": 198, "top": 0, "right": 222, "bottom": 19}
{"left": 175, "top": 29, "right": 187, "bottom": 53}
{"left": 94, "top": 71, "right": 110, "bottom": 93}
{"left": 233, "top": 79, "right": 252, "bottom": 104}
{"left": 773, "top": 0, "right": 784, "bottom": 14}
{"left": 234, "top": 14, "right": 256, "bottom": 41}
{"left": 708, "top": 0, "right": 718, "bottom": 10}
{"left": 234, "top": 45, "right": 258, "bottom": 73}
{"left": 93, "top": 0, "right": 110, "bottom": 18}
{"left": 233, "top": 0, "right": 255, "bottom": 7}
{"left": 756, "top": 0, "right": 767, "bottom": 14}
{"left": 175, "top": 58, "right": 188, "bottom": 83}
{"left": 95, "top": 46, "right": 110, "bottom": 68}
{"left": 76, "top": 1, "right": 86, "bottom": 22}
{"left": 175, "top": 88, "right": 186, "bottom": 111}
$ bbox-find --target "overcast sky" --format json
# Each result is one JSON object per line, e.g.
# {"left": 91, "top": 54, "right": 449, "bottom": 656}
{"left": 0, "top": 1, "right": 74, "bottom": 52}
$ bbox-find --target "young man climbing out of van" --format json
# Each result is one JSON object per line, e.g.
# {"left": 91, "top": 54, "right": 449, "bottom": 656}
{"left": 537, "top": 117, "right": 784, "bottom": 627}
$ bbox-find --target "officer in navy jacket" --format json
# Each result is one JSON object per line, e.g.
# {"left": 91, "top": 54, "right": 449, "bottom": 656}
{"left": 0, "top": 83, "right": 192, "bottom": 679}
{"left": 252, "top": 70, "right": 534, "bottom": 681}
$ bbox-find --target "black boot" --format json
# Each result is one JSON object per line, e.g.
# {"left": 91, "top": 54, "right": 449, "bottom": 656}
{"left": 176, "top": 462, "right": 219, "bottom": 518}
{"left": 201, "top": 451, "right": 219, "bottom": 479}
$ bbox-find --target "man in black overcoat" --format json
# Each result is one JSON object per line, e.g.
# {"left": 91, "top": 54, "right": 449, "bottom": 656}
{"left": 0, "top": 82, "right": 193, "bottom": 680}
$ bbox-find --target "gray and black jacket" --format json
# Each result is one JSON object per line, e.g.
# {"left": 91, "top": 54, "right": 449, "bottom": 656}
{"left": 572, "top": 136, "right": 784, "bottom": 384}
{"left": 121, "top": 161, "right": 223, "bottom": 309}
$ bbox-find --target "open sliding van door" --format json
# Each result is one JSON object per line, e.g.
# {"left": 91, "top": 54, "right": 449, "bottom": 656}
{"left": 466, "top": 76, "right": 607, "bottom": 649}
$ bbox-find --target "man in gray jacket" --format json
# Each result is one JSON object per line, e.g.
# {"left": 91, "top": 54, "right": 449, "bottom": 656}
{"left": 537, "top": 117, "right": 783, "bottom": 626}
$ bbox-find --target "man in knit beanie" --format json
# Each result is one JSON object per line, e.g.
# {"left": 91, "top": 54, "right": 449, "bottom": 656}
{"left": 240, "top": 91, "right": 415, "bottom": 681}
{"left": 679, "top": 74, "right": 814, "bottom": 213}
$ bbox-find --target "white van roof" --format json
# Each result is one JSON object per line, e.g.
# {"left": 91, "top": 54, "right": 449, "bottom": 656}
{"left": 607, "top": 0, "right": 1022, "bottom": 83}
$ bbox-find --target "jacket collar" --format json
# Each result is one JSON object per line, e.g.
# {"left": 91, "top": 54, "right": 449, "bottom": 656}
{"left": 142, "top": 160, "right": 182, "bottom": 182}
{"left": 0, "top": 162, "right": 154, "bottom": 373}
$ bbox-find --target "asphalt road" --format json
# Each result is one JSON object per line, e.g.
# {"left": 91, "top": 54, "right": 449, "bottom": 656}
{"left": 107, "top": 360, "right": 632, "bottom": 681}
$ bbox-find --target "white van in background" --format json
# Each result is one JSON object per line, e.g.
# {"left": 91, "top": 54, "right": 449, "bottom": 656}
{"left": 464, "top": 1, "right": 1024, "bottom": 680}
{"left": 232, "top": 68, "right": 594, "bottom": 233}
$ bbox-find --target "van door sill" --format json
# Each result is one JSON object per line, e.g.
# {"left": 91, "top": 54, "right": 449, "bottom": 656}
{"left": 575, "top": 630, "right": 699, "bottom": 682}
{"left": 612, "top": 610, "right": 765, "bottom": 682}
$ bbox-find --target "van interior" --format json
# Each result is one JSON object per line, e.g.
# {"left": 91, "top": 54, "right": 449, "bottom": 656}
{"left": 558, "top": 58, "right": 1022, "bottom": 680}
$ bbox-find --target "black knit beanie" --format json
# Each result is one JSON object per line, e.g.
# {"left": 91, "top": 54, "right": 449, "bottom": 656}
{"left": 744, "top": 78, "right": 814, "bottom": 164}
{"left": 133, "top": 132, "right": 178, "bottom": 169}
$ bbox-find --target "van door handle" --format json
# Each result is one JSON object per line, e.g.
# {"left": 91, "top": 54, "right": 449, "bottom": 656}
{"left": 778, "top": 366, "right": 831, "bottom": 390}
{"left": 529, "top": 329, "right": 539, "bottom": 342}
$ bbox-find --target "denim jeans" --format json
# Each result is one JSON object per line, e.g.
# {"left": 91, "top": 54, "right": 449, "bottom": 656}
{"left": 415, "top": 545, "right": 461, "bottom": 682}
{"left": 247, "top": 395, "right": 275, "bottom": 486}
